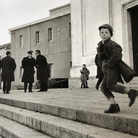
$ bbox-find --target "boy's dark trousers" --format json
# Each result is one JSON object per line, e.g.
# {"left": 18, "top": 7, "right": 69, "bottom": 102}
{"left": 3, "top": 81, "right": 11, "bottom": 92}
{"left": 101, "top": 68, "right": 125, "bottom": 99}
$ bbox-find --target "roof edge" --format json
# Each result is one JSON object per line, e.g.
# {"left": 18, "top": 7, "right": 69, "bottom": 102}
{"left": 49, "top": 3, "right": 70, "bottom": 12}
{"left": 9, "top": 12, "right": 70, "bottom": 32}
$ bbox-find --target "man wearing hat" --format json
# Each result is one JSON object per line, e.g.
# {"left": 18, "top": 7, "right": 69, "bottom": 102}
{"left": 21, "top": 50, "right": 35, "bottom": 92}
{"left": 35, "top": 50, "right": 50, "bottom": 92}
{"left": 1, "top": 51, "right": 16, "bottom": 94}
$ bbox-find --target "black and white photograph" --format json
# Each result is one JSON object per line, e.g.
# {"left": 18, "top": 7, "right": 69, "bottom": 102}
{"left": 0, "top": 0, "right": 138, "bottom": 137}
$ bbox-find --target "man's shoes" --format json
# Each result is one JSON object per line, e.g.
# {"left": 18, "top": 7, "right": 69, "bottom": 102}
{"left": 104, "top": 104, "right": 120, "bottom": 113}
{"left": 37, "top": 90, "right": 44, "bottom": 92}
{"left": 38, "top": 89, "right": 47, "bottom": 92}
{"left": 128, "top": 89, "right": 138, "bottom": 107}
{"left": 6, "top": 91, "right": 10, "bottom": 94}
{"left": 85, "top": 86, "right": 89, "bottom": 88}
{"left": 3, "top": 91, "right": 6, "bottom": 93}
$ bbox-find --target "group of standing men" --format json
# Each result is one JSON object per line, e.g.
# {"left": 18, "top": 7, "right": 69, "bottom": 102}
{"left": 0, "top": 50, "right": 49, "bottom": 94}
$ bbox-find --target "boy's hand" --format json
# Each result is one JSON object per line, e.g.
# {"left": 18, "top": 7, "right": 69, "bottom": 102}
{"left": 102, "top": 61, "right": 108, "bottom": 73}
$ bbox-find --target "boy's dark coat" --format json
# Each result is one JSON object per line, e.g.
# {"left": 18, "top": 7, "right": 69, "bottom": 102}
{"left": 98, "top": 39, "right": 135, "bottom": 83}
{"left": 95, "top": 53, "right": 104, "bottom": 79}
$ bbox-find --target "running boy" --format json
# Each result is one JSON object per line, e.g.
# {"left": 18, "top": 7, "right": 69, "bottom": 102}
{"left": 97, "top": 24, "right": 138, "bottom": 113}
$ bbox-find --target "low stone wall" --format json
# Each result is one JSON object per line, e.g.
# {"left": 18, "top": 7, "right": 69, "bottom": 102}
{"left": 69, "top": 76, "right": 138, "bottom": 89}
{"left": 69, "top": 77, "right": 97, "bottom": 88}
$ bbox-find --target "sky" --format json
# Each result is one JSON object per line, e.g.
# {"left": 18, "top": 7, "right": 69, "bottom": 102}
{"left": 0, "top": 0, "right": 70, "bottom": 45}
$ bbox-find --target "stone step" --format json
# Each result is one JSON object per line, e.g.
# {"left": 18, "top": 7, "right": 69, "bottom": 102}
{"left": 0, "top": 115, "right": 52, "bottom": 138}
{"left": 0, "top": 97, "right": 137, "bottom": 136}
{"left": 0, "top": 103, "right": 137, "bottom": 138}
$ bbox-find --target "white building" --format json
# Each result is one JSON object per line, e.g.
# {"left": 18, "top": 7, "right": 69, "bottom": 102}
{"left": 69, "top": 0, "right": 138, "bottom": 88}
{"left": 9, "top": 4, "right": 71, "bottom": 89}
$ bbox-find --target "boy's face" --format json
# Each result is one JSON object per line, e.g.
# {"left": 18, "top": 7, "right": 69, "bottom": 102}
{"left": 99, "top": 28, "right": 111, "bottom": 41}
{"left": 83, "top": 65, "right": 86, "bottom": 68}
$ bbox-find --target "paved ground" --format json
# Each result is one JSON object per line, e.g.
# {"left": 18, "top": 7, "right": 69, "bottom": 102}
{"left": 0, "top": 88, "right": 137, "bottom": 120}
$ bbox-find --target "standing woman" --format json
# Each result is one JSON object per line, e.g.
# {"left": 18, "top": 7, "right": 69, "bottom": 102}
{"left": 22, "top": 50, "right": 35, "bottom": 92}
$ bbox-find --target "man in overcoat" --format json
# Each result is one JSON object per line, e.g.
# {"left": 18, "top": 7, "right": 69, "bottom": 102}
{"left": 35, "top": 50, "right": 49, "bottom": 92}
{"left": 98, "top": 24, "right": 138, "bottom": 113}
{"left": 1, "top": 51, "right": 16, "bottom": 93}
{"left": 22, "top": 50, "right": 35, "bottom": 92}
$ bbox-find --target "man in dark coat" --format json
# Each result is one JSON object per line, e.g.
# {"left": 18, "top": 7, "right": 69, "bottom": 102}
{"left": 22, "top": 50, "right": 35, "bottom": 92}
{"left": 98, "top": 24, "right": 138, "bottom": 113}
{"left": 1, "top": 51, "right": 16, "bottom": 94}
{"left": 35, "top": 50, "right": 49, "bottom": 92}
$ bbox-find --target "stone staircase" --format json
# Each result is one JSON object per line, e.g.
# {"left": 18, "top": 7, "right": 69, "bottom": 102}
{"left": 0, "top": 89, "right": 137, "bottom": 138}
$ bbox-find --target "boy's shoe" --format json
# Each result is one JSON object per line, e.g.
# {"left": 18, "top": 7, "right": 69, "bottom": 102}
{"left": 128, "top": 89, "right": 138, "bottom": 107}
{"left": 104, "top": 104, "right": 120, "bottom": 113}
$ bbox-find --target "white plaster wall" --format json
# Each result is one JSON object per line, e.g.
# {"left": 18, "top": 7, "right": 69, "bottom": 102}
{"left": 70, "top": 0, "right": 83, "bottom": 67}
{"left": 70, "top": 0, "right": 110, "bottom": 78}
{"left": 112, "top": 0, "right": 138, "bottom": 67}
{"left": 112, "top": 0, "right": 123, "bottom": 46}
{"left": 70, "top": 0, "right": 138, "bottom": 88}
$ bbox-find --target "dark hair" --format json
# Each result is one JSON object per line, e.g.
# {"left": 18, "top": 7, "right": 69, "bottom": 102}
{"left": 6, "top": 51, "right": 11, "bottom": 55}
{"left": 36, "top": 50, "right": 41, "bottom": 54}
{"left": 28, "top": 50, "right": 33, "bottom": 54}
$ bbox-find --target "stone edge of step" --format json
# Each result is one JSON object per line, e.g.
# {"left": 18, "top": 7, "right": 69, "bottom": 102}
{"left": 0, "top": 115, "right": 52, "bottom": 138}
{"left": 0, "top": 98, "right": 137, "bottom": 136}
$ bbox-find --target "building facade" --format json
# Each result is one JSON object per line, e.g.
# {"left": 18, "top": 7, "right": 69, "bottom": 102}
{"left": 0, "top": 43, "right": 11, "bottom": 58}
{"left": 69, "top": 0, "right": 138, "bottom": 88}
{"left": 9, "top": 4, "right": 71, "bottom": 88}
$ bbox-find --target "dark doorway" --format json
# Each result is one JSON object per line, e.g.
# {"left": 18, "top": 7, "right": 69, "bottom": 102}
{"left": 129, "top": 5, "right": 138, "bottom": 74}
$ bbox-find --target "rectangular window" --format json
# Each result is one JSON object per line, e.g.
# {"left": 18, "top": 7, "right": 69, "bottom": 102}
{"left": 70, "top": 61, "right": 72, "bottom": 68}
{"left": 49, "top": 63, "right": 54, "bottom": 78}
{"left": 20, "top": 35, "right": 23, "bottom": 48}
{"left": 36, "top": 31, "right": 40, "bottom": 44}
{"left": 69, "top": 23, "right": 71, "bottom": 37}
{"left": 20, "top": 66, "right": 23, "bottom": 78}
{"left": 48, "top": 28, "right": 53, "bottom": 42}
